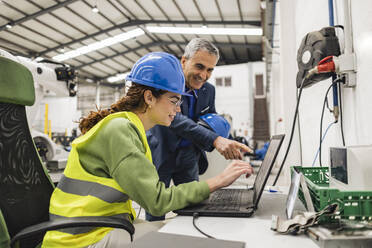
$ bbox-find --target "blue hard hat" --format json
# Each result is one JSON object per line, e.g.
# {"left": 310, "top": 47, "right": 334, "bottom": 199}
{"left": 254, "top": 142, "right": 270, "bottom": 160}
{"left": 198, "top": 113, "right": 231, "bottom": 138}
{"left": 126, "top": 52, "right": 191, "bottom": 96}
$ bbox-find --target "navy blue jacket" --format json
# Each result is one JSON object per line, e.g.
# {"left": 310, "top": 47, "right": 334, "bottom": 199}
{"left": 147, "top": 82, "right": 219, "bottom": 174}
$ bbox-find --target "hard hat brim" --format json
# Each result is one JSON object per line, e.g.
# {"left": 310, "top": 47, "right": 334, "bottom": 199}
{"left": 126, "top": 76, "right": 192, "bottom": 96}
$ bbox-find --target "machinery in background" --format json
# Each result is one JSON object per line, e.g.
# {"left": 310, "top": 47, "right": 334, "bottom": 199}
{"left": 17, "top": 56, "right": 77, "bottom": 126}
{"left": 329, "top": 145, "right": 372, "bottom": 191}
{"left": 288, "top": 15, "right": 372, "bottom": 245}
{"left": 296, "top": 26, "right": 341, "bottom": 88}
{"left": 32, "top": 130, "right": 69, "bottom": 171}
{"left": 0, "top": 49, "right": 77, "bottom": 170}
{"left": 297, "top": 16, "right": 357, "bottom": 88}
{"left": 52, "top": 128, "right": 78, "bottom": 150}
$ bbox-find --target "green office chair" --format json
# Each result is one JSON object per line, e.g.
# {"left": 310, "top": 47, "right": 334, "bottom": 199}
{"left": 0, "top": 55, "right": 134, "bottom": 248}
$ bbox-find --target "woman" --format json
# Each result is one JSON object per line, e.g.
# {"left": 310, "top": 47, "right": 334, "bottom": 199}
{"left": 42, "top": 52, "right": 253, "bottom": 247}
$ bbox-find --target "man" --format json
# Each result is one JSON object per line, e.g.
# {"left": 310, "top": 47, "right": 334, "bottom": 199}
{"left": 146, "top": 38, "right": 252, "bottom": 221}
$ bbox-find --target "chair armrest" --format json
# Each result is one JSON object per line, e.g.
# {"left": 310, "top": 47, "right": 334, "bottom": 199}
{"left": 11, "top": 216, "right": 135, "bottom": 247}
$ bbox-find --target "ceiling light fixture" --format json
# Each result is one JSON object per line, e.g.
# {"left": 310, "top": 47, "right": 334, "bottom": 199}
{"left": 92, "top": 0, "right": 99, "bottom": 13}
{"left": 53, "top": 28, "right": 145, "bottom": 62}
{"left": 107, "top": 73, "right": 129, "bottom": 83}
{"left": 5, "top": 23, "right": 13, "bottom": 29}
{"left": 146, "top": 26, "right": 262, "bottom": 36}
{"left": 92, "top": 6, "right": 99, "bottom": 13}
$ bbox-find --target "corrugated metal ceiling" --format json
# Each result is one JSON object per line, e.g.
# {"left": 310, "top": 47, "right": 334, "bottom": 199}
{"left": 0, "top": 0, "right": 263, "bottom": 83}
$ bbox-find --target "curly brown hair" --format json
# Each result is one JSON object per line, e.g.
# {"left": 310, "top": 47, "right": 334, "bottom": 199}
{"left": 79, "top": 83, "right": 166, "bottom": 134}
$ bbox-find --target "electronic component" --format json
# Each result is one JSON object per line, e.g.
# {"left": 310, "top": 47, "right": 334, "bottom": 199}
{"left": 296, "top": 27, "right": 341, "bottom": 88}
{"left": 330, "top": 146, "right": 372, "bottom": 191}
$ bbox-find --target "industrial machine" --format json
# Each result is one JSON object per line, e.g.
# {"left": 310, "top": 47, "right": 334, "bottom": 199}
{"left": 0, "top": 49, "right": 77, "bottom": 170}
{"left": 296, "top": 24, "right": 357, "bottom": 88}
{"left": 296, "top": 26, "right": 341, "bottom": 88}
{"left": 329, "top": 145, "right": 372, "bottom": 191}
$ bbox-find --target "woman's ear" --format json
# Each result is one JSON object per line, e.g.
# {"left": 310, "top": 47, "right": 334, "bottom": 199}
{"left": 144, "top": 90, "right": 155, "bottom": 107}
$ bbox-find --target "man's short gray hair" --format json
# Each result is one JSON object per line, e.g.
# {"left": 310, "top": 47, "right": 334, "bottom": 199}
{"left": 183, "top": 38, "right": 220, "bottom": 61}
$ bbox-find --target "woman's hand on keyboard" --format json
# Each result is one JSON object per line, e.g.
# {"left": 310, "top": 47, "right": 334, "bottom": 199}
{"left": 206, "top": 160, "right": 253, "bottom": 192}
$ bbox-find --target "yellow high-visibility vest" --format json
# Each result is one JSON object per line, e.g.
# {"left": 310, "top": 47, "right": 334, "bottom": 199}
{"left": 42, "top": 112, "right": 152, "bottom": 247}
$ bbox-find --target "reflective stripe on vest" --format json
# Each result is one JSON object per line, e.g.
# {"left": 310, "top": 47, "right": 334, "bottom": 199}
{"left": 57, "top": 175, "right": 129, "bottom": 203}
{"left": 42, "top": 112, "right": 152, "bottom": 248}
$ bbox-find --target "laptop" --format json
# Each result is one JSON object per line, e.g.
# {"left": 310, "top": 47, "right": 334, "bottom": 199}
{"left": 174, "top": 134, "right": 285, "bottom": 217}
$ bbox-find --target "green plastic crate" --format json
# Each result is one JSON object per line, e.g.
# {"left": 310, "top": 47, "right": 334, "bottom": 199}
{"left": 291, "top": 166, "right": 372, "bottom": 222}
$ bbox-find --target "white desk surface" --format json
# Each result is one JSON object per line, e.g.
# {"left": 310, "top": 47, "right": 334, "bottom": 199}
{"left": 159, "top": 188, "right": 318, "bottom": 248}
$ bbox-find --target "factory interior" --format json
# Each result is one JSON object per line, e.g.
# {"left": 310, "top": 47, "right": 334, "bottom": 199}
{"left": 1, "top": 0, "right": 372, "bottom": 247}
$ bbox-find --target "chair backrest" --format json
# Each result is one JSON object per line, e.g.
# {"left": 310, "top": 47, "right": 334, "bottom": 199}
{"left": 0, "top": 209, "right": 10, "bottom": 248}
{"left": 0, "top": 55, "right": 55, "bottom": 247}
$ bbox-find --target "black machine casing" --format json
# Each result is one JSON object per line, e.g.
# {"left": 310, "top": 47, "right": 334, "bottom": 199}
{"left": 296, "top": 27, "right": 341, "bottom": 88}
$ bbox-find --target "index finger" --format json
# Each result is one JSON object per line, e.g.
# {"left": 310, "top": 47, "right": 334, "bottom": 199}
{"left": 236, "top": 142, "right": 253, "bottom": 153}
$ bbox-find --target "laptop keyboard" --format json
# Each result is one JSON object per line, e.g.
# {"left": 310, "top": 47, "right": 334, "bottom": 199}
{"left": 206, "top": 189, "right": 244, "bottom": 211}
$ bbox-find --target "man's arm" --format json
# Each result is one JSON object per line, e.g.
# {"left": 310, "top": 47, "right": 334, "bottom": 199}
{"left": 169, "top": 113, "right": 219, "bottom": 152}
{"left": 168, "top": 82, "right": 218, "bottom": 151}
{"left": 170, "top": 83, "right": 252, "bottom": 159}
{"left": 169, "top": 113, "right": 253, "bottom": 159}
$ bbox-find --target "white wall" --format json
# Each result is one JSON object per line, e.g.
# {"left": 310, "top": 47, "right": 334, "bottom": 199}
{"left": 268, "top": 0, "right": 284, "bottom": 138}
{"left": 203, "top": 62, "right": 264, "bottom": 181}
{"left": 270, "top": 0, "right": 372, "bottom": 185}
{"left": 209, "top": 62, "right": 265, "bottom": 138}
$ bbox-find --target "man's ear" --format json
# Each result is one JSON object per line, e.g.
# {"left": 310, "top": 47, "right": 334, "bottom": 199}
{"left": 180, "top": 56, "right": 187, "bottom": 69}
{"left": 144, "top": 90, "right": 155, "bottom": 106}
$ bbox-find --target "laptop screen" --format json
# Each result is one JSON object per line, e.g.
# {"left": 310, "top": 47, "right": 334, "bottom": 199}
{"left": 252, "top": 135, "right": 285, "bottom": 206}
